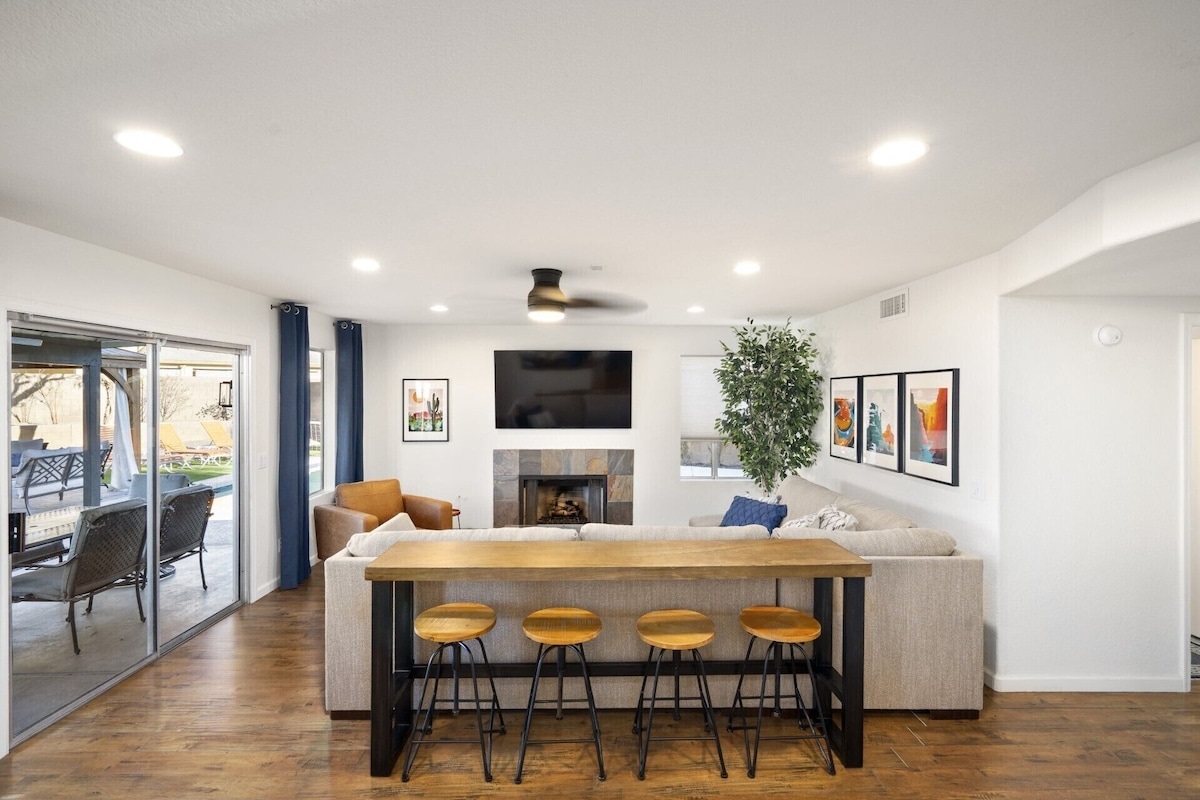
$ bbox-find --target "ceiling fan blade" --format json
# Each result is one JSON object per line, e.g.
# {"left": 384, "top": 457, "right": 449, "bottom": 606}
{"left": 565, "top": 293, "right": 649, "bottom": 314}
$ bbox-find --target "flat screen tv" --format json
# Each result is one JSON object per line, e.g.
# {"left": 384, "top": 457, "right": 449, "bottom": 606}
{"left": 495, "top": 350, "right": 632, "bottom": 429}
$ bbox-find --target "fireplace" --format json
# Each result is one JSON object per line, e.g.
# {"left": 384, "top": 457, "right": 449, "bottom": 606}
{"left": 520, "top": 474, "right": 607, "bottom": 527}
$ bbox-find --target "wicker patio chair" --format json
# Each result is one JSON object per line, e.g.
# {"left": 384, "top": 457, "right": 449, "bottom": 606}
{"left": 160, "top": 484, "right": 215, "bottom": 590}
{"left": 10, "top": 499, "right": 148, "bottom": 654}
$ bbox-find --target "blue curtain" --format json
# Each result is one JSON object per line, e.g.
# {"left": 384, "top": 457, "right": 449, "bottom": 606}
{"left": 277, "top": 302, "right": 311, "bottom": 589}
{"left": 335, "top": 320, "right": 364, "bottom": 484}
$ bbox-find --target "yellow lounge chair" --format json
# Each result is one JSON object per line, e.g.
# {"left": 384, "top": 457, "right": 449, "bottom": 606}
{"left": 160, "top": 422, "right": 218, "bottom": 468}
{"left": 200, "top": 420, "right": 233, "bottom": 463}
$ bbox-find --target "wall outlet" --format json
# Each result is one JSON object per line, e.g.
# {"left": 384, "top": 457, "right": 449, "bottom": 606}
{"left": 970, "top": 480, "right": 985, "bottom": 501}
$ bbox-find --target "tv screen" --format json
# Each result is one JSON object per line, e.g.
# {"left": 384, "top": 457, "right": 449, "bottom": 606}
{"left": 495, "top": 350, "right": 632, "bottom": 429}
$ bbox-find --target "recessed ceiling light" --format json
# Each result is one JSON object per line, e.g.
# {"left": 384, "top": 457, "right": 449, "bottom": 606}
{"left": 733, "top": 260, "right": 761, "bottom": 276}
{"left": 351, "top": 257, "right": 380, "bottom": 272}
{"left": 430, "top": 303, "right": 449, "bottom": 313}
{"left": 869, "top": 138, "right": 929, "bottom": 167}
{"left": 687, "top": 305, "right": 705, "bottom": 314}
{"left": 113, "top": 129, "right": 183, "bottom": 158}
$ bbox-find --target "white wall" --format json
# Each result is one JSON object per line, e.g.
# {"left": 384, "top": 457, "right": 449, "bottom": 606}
{"left": 1192, "top": 328, "right": 1200, "bottom": 640}
{"left": 365, "top": 324, "right": 758, "bottom": 527}
{"left": 997, "top": 296, "right": 1196, "bottom": 690}
{"left": 802, "top": 254, "right": 1003, "bottom": 675}
{"left": 0, "top": 216, "right": 291, "bottom": 756}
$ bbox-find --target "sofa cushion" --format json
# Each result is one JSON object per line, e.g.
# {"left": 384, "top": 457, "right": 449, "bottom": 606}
{"left": 720, "top": 495, "right": 788, "bottom": 529}
{"left": 832, "top": 495, "right": 917, "bottom": 530}
{"left": 776, "top": 475, "right": 841, "bottom": 520}
{"left": 781, "top": 505, "right": 858, "bottom": 531}
{"left": 373, "top": 512, "right": 416, "bottom": 533}
{"left": 581, "top": 523, "right": 769, "bottom": 541}
{"left": 771, "top": 526, "right": 957, "bottom": 556}
{"left": 345, "top": 526, "right": 578, "bottom": 558}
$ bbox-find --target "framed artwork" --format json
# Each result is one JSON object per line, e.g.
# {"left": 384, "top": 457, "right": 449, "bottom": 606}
{"left": 829, "top": 376, "right": 862, "bottom": 462}
{"left": 861, "top": 373, "right": 903, "bottom": 472}
{"left": 402, "top": 378, "right": 449, "bottom": 442}
{"left": 903, "top": 368, "right": 959, "bottom": 485}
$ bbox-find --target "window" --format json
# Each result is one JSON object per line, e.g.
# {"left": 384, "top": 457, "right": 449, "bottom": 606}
{"left": 309, "top": 349, "right": 323, "bottom": 494}
{"left": 679, "top": 356, "right": 745, "bottom": 479}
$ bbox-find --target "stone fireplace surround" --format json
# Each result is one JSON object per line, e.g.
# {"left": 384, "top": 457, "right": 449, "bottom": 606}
{"left": 493, "top": 448, "right": 633, "bottom": 527}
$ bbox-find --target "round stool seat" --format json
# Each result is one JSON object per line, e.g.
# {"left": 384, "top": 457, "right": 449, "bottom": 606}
{"left": 738, "top": 605, "right": 820, "bottom": 644}
{"left": 414, "top": 602, "right": 497, "bottom": 643}
{"left": 636, "top": 609, "right": 716, "bottom": 651}
{"left": 522, "top": 606, "right": 602, "bottom": 646}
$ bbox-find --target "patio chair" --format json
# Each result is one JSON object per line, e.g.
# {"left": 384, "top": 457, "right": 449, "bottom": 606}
{"left": 160, "top": 422, "right": 218, "bottom": 468}
{"left": 160, "top": 485, "right": 215, "bottom": 590}
{"left": 10, "top": 499, "right": 148, "bottom": 654}
{"left": 199, "top": 420, "right": 233, "bottom": 463}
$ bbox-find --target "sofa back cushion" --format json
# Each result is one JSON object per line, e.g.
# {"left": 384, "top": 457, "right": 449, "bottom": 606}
{"left": 832, "top": 495, "right": 917, "bottom": 530}
{"left": 336, "top": 479, "right": 405, "bottom": 523}
{"left": 772, "top": 525, "right": 957, "bottom": 556}
{"left": 776, "top": 475, "right": 841, "bottom": 520}
{"left": 580, "top": 523, "right": 769, "bottom": 541}
{"left": 346, "top": 526, "right": 578, "bottom": 558}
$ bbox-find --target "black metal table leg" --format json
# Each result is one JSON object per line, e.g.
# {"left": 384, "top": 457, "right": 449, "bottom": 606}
{"left": 371, "top": 579, "right": 415, "bottom": 776}
{"left": 840, "top": 576, "right": 865, "bottom": 768}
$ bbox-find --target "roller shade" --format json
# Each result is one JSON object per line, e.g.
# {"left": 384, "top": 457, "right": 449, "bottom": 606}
{"left": 680, "top": 356, "right": 724, "bottom": 439}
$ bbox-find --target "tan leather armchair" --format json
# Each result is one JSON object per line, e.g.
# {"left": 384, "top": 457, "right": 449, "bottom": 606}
{"left": 313, "top": 478, "right": 454, "bottom": 560}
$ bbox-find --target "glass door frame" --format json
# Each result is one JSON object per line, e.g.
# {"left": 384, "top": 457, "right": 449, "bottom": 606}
{"left": 6, "top": 314, "right": 248, "bottom": 744}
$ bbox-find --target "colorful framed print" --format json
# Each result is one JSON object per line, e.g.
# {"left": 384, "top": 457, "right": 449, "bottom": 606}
{"left": 829, "top": 376, "right": 862, "bottom": 462}
{"left": 403, "top": 378, "right": 449, "bottom": 442}
{"left": 861, "top": 373, "right": 903, "bottom": 472}
{"left": 903, "top": 368, "right": 959, "bottom": 485}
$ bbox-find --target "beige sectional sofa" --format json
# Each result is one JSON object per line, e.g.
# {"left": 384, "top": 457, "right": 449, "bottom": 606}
{"left": 323, "top": 475, "right": 983, "bottom": 718}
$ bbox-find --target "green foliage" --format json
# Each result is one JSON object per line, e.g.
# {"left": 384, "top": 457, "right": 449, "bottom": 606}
{"left": 714, "top": 319, "right": 823, "bottom": 494}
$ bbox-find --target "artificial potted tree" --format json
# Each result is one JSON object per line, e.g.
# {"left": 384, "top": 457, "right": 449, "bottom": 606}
{"left": 715, "top": 319, "right": 823, "bottom": 496}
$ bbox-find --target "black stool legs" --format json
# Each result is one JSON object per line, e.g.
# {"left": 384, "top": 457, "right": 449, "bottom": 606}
{"left": 402, "top": 637, "right": 506, "bottom": 782}
{"left": 727, "top": 635, "right": 835, "bottom": 777}
{"left": 514, "top": 642, "right": 606, "bottom": 784}
{"left": 633, "top": 644, "right": 728, "bottom": 780}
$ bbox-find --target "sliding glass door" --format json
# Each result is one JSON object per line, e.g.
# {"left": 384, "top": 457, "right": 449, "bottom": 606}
{"left": 8, "top": 321, "right": 244, "bottom": 741}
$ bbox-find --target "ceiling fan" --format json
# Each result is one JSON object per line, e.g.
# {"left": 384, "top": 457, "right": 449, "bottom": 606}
{"left": 526, "top": 268, "right": 645, "bottom": 322}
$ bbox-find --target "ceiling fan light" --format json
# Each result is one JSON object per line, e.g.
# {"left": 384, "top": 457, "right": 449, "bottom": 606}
{"left": 528, "top": 304, "right": 565, "bottom": 323}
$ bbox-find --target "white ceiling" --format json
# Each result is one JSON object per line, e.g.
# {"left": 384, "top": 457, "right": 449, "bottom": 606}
{"left": 3, "top": 1, "right": 1200, "bottom": 326}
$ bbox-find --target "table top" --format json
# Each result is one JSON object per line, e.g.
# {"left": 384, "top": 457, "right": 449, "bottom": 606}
{"left": 364, "top": 537, "right": 871, "bottom": 582}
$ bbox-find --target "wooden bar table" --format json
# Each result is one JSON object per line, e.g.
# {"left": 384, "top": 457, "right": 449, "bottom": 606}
{"left": 365, "top": 537, "right": 871, "bottom": 776}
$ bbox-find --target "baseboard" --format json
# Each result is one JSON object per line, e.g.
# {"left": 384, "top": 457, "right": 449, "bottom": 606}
{"left": 929, "top": 709, "right": 980, "bottom": 720}
{"left": 987, "top": 674, "right": 1190, "bottom": 692}
{"left": 330, "top": 710, "right": 370, "bottom": 720}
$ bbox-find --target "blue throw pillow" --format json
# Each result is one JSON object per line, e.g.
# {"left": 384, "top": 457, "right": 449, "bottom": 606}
{"left": 720, "top": 495, "right": 788, "bottom": 529}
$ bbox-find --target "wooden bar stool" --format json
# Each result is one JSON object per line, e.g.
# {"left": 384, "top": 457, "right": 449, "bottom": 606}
{"left": 632, "top": 609, "right": 727, "bottom": 780}
{"left": 514, "top": 606, "right": 605, "bottom": 784}
{"left": 727, "top": 605, "right": 835, "bottom": 777}
{"left": 402, "top": 602, "right": 506, "bottom": 783}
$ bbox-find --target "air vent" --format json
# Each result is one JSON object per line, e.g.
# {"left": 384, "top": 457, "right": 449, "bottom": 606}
{"left": 879, "top": 288, "right": 909, "bottom": 320}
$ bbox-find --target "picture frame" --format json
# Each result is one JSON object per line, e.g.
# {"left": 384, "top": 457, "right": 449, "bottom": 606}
{"left": 902, "top": 368, "right": 959, "bottom": 485}
{"left": 402, "top": 378, "right": 449, "bottom": 442}
{"left": 829, "top": 376, "right": 862, "bottom": 462}
{"left": 861, "top": 372, "right": 903, "bottom": 472}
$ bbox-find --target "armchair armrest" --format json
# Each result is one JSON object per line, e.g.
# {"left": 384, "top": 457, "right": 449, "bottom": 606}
{"left": 404, "top": 494, "right": 453, "bottom": 530}
{"left": 313, "top": 505, "right": 379, "bottom": 560}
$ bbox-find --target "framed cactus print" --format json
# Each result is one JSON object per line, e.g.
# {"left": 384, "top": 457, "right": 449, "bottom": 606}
{"left": 403, "top": 378, "right": 449, "bottom": 442}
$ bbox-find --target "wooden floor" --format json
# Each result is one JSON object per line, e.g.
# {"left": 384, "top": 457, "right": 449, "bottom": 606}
{"left": 1, "top": 564, "right": 1197, "bottom": 799}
